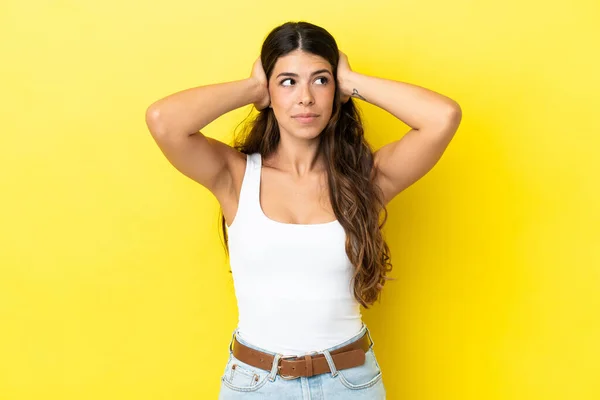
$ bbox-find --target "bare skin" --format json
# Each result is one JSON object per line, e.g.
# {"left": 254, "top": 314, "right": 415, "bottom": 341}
{"left": 145, "top": 50, "right": 461, "bottom": 227}
{"left": 251, "top": 50, "right": 337, "bottom": 225}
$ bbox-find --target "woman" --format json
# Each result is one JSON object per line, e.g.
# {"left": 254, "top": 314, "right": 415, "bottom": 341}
{"left": 145, "top": 21, "right": 461, "bottom": 399}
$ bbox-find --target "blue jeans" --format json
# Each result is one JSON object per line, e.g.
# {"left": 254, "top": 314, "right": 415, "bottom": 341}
{"left": 218, "top": 323, "right": 386, "bottom": 399}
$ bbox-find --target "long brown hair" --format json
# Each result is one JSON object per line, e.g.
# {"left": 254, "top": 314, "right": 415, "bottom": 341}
{"left": 219, "top": 21, "right": 393, "bottom": 308}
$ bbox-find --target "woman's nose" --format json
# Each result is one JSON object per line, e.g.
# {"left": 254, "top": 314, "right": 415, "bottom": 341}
{"left": 299, "top": 85, "right": 314, "bottom": 105}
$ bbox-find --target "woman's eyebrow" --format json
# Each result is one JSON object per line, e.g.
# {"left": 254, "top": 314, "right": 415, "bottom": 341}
{"left": 276, "top": 69, "right": 332, "bottom": 79}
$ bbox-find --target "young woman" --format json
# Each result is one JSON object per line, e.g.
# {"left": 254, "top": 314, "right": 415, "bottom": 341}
{"left": 145, "top": 21, "right": 461, "bottom": 400}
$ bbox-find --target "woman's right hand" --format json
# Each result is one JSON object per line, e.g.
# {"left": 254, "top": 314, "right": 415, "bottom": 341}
{"left": 250, "top": 57, "right": 270, "bottom": 110}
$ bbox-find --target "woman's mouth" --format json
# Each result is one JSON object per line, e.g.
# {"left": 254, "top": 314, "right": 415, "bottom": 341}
{"left": 292, "top": 114, "right": 319, "bottom": 124}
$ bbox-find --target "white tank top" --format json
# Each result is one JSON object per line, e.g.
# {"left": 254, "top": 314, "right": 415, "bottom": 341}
{"left": 225, "top": 152, "right": 363, "bottom": 356}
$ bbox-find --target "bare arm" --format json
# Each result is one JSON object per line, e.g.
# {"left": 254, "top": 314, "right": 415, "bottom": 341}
{"left": 337, "top": 52, "right": 462, "bottom": 204}
{"left": 145, "top": 59, "right": 269, "bottom": 194}
{"left": 146, "top": 78, "right": 264, "bottom": 137}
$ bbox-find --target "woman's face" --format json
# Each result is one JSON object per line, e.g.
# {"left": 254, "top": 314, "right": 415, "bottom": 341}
{"left": 268, "top": 50, "right": 336, "bottom": 141}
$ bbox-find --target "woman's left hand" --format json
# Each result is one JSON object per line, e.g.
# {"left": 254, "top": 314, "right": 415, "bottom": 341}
{"left": 337, "top": 50, "right": 354, "bottom": 104}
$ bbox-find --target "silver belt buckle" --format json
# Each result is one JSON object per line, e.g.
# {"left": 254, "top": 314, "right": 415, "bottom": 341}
{"left": 278, "top": 355, "right": 301, "bottom": 380}
{"left": 278, "top": 351, "right": 319, "bottom": 380}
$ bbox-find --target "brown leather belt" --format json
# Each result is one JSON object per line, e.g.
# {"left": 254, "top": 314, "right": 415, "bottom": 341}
{"left": 232, "top": 333, "right": 371, "bottom": 379}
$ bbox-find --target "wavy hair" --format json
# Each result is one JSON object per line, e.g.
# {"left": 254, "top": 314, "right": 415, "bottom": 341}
{"left": 219, "top": 21, "right": 393, "bottom": 308}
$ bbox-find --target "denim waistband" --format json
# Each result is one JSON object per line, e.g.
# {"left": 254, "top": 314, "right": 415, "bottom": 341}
{"left": 228, "top": 322, "right": 374, "bottom": 357}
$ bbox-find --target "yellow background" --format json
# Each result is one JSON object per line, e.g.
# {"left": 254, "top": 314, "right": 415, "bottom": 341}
{"left": 1, "top": 0, "right": 599, "bottom": 399}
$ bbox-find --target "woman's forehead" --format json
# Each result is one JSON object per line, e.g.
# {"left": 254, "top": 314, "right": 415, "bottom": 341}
{"left": 272, "top": 51, "right": 332, "bottom": 75}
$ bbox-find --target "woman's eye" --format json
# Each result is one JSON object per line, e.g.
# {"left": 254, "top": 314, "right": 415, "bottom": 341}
{"left": 280, "top": 77, "right": 329, "bottom": 86}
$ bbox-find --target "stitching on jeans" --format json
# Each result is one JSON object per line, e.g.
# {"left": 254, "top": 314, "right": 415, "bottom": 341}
{"left": 337, "top": 349, "right": 383, "bottom": 390}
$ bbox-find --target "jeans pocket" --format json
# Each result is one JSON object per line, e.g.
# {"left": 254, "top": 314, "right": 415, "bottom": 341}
{"left": 221, "top": 353, "right": 271, "bottom": 392}
{"left": 337, "top": 348, "right": 383, "bottom": 390}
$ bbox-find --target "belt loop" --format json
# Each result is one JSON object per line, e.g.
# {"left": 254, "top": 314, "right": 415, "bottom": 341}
{"left": 228, "top": 329, "right": 238, "bottom": 354}
{"left": 268, "top": 354, "right": 282, "bottom": 382}
{"left": 365, "top": 325, "right": 375, "bottom": 349}
{"left": 321, "top": 350, "right": 339, "bottom": 377}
